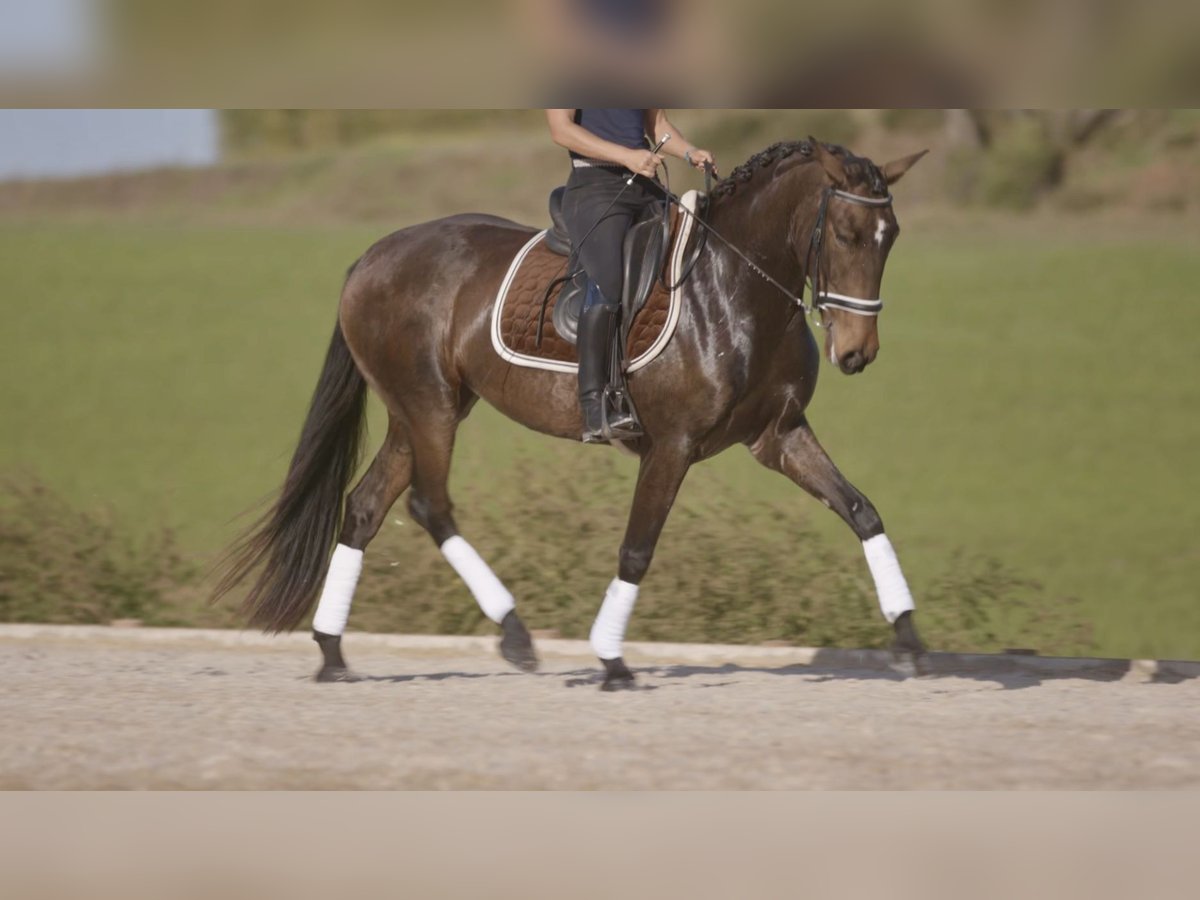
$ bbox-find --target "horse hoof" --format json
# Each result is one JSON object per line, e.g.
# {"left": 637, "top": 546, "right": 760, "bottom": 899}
{"left": 600, "top": 675, "right": 637, "bottom": 692}
{"left": 889, "top": 649, "right": 931, "bottom": 678}
{"left": 499, "top": 611, "right": 539, "bottom": 673}
{"left": 315, "top": 666, "right": 363, "bottom": 683}
{"left": 600, "top": 657, "right": 636, "bottom": 691}
{"left": 890, "top": 611, "right": 930, "bottom": 677}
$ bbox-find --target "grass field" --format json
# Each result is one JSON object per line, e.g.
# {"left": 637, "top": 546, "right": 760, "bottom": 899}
{"left": 2, "top": 211, "right": 1197, "bottom": 659}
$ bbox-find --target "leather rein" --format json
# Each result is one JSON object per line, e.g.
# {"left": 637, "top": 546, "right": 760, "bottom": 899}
{"left": 661, "top": 164, "right": 894, "bottom": 327}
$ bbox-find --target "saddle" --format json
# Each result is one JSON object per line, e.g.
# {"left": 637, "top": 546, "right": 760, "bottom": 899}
{"left": 543, "top": 185, "right": 671, "bottom": 350}
{"left": 490, "top": 189, "right": 701, "bottom": 377}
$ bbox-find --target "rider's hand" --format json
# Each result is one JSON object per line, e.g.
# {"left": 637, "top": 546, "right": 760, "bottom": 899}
{"left": 685, "top": 148, "right": 717, "bottom": 174}
{"left": 624, "top": 149, "right": 664, "bottom": 178}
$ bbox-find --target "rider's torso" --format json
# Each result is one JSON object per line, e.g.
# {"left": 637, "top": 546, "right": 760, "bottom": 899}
{"left": 569, "top": 109, "right": 648, "bottom": 159}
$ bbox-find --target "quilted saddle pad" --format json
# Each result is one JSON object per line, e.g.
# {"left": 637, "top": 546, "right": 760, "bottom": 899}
{"left": 490, "top": 189, "right": 700, "bottom": 374}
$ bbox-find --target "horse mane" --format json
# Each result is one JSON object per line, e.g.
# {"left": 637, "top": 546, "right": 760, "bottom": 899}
{"left": 710, "top": 139, "right": 887, "bottom": 202}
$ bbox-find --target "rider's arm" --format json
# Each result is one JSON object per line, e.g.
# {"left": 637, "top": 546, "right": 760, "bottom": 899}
{"left": 546, "top": 109, "right": 659, "bottom": 170}
{"left": 646, "top": 109, "right": 716, "bottom": 173}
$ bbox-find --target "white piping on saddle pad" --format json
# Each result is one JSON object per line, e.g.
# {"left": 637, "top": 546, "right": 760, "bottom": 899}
{"left": 312, "top": 543, "right": 363, "bottom": 636}
{"left": 489, "top": 190, "right": 701, "bottom": 375}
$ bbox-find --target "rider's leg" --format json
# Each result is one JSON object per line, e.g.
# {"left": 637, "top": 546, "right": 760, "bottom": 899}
{"left": 577, "top": 281, "right": 638, "bottom": 442}
{"left": 562, "top": 170, "right": 649, "bottom": 442}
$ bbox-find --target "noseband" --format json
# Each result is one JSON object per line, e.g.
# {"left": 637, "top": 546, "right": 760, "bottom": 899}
{"left": 805, "top": 187, "right": 894, "bottom": 319}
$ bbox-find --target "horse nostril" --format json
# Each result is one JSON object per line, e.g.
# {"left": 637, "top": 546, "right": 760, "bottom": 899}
{"left": 840, "top": 350, "right": 866, "bottom": 372}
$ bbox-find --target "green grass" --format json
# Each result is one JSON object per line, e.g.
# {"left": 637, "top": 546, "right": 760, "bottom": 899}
{"left": 1, "top": 212, "right": 1197, "bottom": 658}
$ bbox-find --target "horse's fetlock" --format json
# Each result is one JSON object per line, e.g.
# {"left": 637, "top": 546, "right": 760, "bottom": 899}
{"left": 849, "top": 498, "right": 883, "bottom": 540}
{"left": 618, "top": 545, "right": 653, "bottom": 583}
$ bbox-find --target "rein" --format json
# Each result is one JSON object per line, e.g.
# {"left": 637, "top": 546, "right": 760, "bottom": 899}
{"left": 535, "top": 151, "right": 892, "bottom": 346}
{"left": 661, "top": 167, "right": 893, "bottom": 327}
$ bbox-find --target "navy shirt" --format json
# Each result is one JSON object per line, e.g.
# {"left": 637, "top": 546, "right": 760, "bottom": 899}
{"left": 570, "top": 109, "right": 648, "bottom": 159}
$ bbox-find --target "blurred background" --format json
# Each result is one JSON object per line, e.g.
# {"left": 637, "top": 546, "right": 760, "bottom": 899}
{"left": 0, "top": 108, "right": 1197, "bottom": 660}
{"left": 2, "top": 1, "right": 1199, "bottom": 105}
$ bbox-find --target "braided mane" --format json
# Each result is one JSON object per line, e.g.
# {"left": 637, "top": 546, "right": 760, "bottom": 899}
{"left": 710, "top": 139, "right": 887, "bottom": 201}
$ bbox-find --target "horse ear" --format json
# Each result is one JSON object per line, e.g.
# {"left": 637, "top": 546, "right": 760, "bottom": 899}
{"left": 808, "top": 137, "right": 847, "bottom": 187}
{"left": 881, "top": 149, "right": 929, "bottom": 186}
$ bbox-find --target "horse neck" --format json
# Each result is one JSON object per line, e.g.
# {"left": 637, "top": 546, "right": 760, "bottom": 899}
{"left": 701, "top": 163, "right": 824, "bottom": 326}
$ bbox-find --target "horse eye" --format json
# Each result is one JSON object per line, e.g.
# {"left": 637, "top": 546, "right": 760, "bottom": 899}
{"left": 834, "top": 231, "right": 852, "bottom": 248}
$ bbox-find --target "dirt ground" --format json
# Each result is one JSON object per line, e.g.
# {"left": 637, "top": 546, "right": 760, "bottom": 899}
{"left": 2, "top": 629, "right": 1197, "bottom": 789}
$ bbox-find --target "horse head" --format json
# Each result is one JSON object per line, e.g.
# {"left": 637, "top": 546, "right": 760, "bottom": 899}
{"left": 804, "top": 140, "right": 927, "bottom": 375}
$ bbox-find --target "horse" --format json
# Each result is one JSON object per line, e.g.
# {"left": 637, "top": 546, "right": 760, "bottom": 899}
{"left": 214, "top": 137, "right": 929, "bottom": 690}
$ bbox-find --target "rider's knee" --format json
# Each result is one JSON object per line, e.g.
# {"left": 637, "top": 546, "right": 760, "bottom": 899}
{"left": 583, "top": 277, "right": 619, "bottom": 311}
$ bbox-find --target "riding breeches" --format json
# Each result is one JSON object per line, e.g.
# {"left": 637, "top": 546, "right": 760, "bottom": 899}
{"left": 561, "top": 165, "right": 663, "bottom": 308}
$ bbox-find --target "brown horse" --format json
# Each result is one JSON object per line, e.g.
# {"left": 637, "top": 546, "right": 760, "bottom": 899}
{"left": 215, "top": 138, "right": 929, "bottom": 690}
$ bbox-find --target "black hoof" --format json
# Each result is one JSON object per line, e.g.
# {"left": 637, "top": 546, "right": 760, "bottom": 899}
{"left": 600, "top": 657, "right": 637, "bottom": 692}
{"left": 499, "top": 611, "right": 539, "bottom": 673}
{"left": 314, "top": 665, "right": 363, "bottom": 683}
{"left": 891, "top": 611, "right": 931, "bottom": 677}
{"left": 890, "top": 650, "right": 932, "bottom": 679}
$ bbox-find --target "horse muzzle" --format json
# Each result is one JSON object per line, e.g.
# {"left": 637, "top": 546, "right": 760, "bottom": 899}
{"left": 837, "top": 348, "right": 873, "bottom": 375}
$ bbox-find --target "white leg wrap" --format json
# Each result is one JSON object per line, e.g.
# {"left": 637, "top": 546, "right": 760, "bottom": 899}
{"left": 312, "top": 544, "right": 363, "bottom": 636}
{"left": 440, "top": 536, "right": 515, "bottom": 624}
{"left": 862, "top": 534, "right": 915, "bottom": 623}
{"left": 590, "top": 578, "right": 639, "bottom": 660}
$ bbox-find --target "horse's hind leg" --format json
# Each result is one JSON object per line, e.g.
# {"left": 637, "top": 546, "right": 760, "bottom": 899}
{"left": 749, "top": 415, "right": 928, "bottom": 672}
{"left": 312, "top": 417, "right": 414, "bottom": 682}
{"left": 404, "top": 412, "right": 538, "bottom": 673}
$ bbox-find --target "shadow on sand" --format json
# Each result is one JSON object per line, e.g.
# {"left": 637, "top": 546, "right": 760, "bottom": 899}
{"left": 345, "top": 651, "right": 1198, "bottom": 692}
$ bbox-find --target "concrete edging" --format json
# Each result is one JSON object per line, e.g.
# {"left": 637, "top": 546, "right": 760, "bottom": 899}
{"left": 2, "top": 623, "right": 1197, "bottom": 681}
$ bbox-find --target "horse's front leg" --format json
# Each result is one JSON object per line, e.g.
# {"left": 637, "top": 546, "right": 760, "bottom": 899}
{"left": 591, "top": 441, "right": 692, "bottom": 691}
{"left": 749, "top": 415, "right": 928, "bottom": 669}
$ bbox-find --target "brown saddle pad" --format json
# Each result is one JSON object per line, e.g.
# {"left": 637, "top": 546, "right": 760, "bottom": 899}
{"left": 494, "top": 199, "right": 693, "bottom": 370}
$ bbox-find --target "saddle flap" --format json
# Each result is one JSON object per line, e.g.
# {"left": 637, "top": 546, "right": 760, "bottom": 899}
{"left": 620, "top": 205, "right": 669, "bottom": 334}
{"left": 545, "top": 186, "right": 571, "bottom": 256}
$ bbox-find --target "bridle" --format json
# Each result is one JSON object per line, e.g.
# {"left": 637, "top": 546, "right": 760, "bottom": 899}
{"left": 662, "top": 168, "right": 894, "bottom": 329}
{"left": 804, "top": 186, "right": 894, "bottom": 322}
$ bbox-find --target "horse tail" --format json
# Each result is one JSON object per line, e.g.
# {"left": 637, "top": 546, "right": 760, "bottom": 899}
{"left": 213, "top": 310, "right": 368, "bottom": 633}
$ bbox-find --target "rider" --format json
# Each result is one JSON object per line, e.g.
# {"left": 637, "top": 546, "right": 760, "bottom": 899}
{"left": 545, "top": 109, "right": 715, "bottom": 443}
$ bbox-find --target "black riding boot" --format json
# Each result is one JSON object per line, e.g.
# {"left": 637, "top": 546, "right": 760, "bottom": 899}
{"left": 577, "top": 301, "right": 639, "bottom": 443}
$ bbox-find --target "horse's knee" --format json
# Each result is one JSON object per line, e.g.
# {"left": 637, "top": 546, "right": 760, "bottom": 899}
{"left": 618, "top": 544, "right": 654, "bottom": 584}
{"left": 406, "top": 491, "right": 457, "bottom": 545}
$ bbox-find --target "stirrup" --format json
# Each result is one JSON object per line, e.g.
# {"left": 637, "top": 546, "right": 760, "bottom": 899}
{"left": 601, "top": 388, "right": 643, "bottom": 441}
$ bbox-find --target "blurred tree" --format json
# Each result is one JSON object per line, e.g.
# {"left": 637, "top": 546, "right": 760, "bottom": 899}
{"left": 946, "top": 109, "right": 1123, "bottom": 208}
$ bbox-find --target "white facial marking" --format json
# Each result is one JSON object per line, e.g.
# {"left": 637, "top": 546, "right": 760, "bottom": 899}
{"left": 828, "top": 327, "right": 838, "bottom": 365}
{"left": 874, "top": 218, "right": 888, "bottom": 247}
